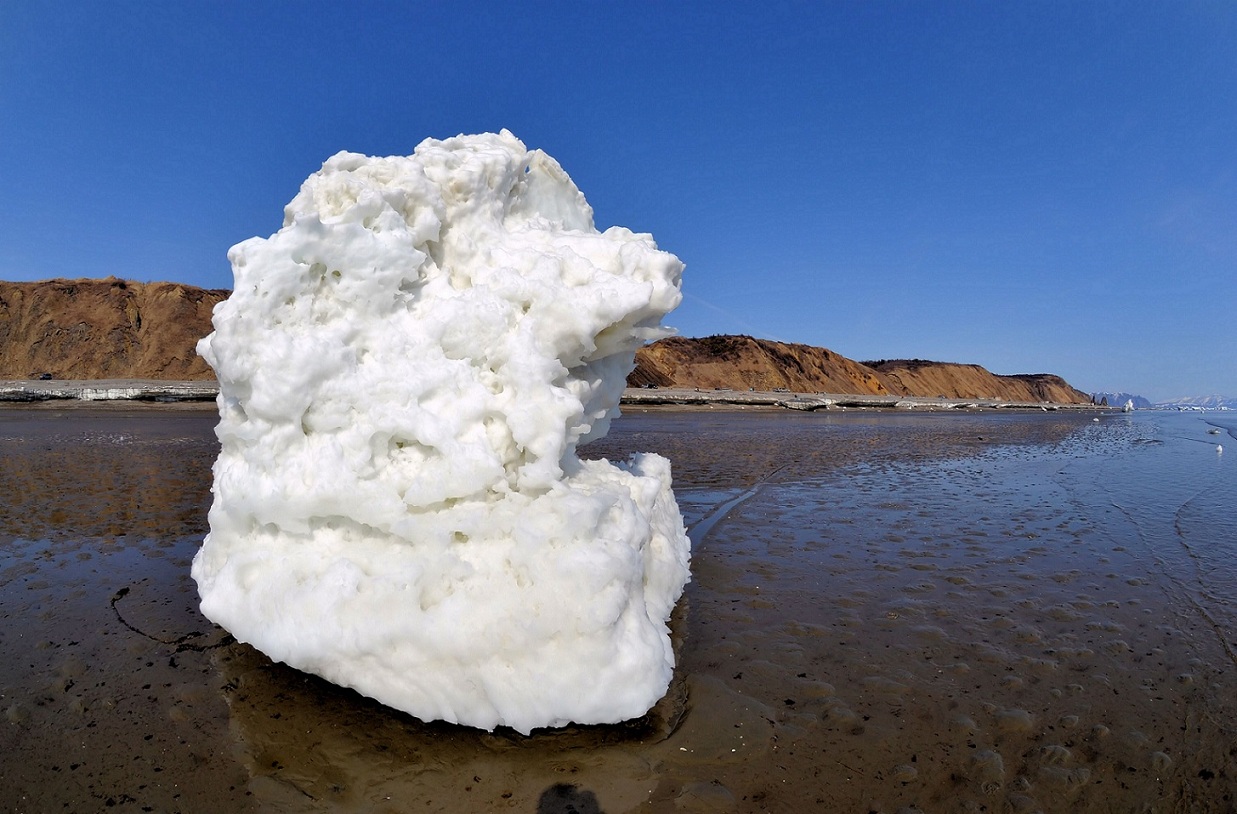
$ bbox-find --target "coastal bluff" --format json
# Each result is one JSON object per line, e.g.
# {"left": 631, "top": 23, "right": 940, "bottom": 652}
{"left": 0, "top": 278, "right": 226, "bottom": 380}
{"left": 631, "top": 335, "right": 1091, "bottom": 404}
{"left": 1, "top": 279, "right": 1090, "bottom": 404}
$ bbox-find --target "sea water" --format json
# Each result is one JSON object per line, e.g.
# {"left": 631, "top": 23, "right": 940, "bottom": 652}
{"left": 589, "top": 407, "right": 1237, "bottom": 810}
{"left": 2, "top": 405, "right": 1235, "bottom": 812}
{"left": 1054, "top": 410, "right": 1237, "bottom": 658}
{"left": 603, "top": 407, "right": 1237, "bottom": 679}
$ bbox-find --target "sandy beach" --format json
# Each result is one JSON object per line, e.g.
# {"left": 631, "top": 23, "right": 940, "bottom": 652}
{"left": 2, "top": 404, "right": 1234, "bottom": 812}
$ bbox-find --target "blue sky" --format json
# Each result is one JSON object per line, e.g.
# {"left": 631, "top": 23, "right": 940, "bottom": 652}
{"left": 2, "top": 2, "right": 1234, "bottom": 401}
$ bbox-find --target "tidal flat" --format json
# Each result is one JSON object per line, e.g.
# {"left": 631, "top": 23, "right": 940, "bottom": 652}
{"left": 1, "top": 404, "right": 1235, "bottom": 813}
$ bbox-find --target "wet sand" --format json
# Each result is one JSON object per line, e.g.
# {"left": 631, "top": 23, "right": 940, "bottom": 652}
{"left": 1, "top": 404, "right": 1235, "bottom": 812}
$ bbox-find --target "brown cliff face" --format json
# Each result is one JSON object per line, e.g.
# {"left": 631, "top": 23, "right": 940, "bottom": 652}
{"left": 0, "top": 278, "right": 227, "bottom": 380}
{"left": 865, "top": 358, "right": 1091, "bottom": 404}
{"left": 631, "top": 336, "right": 1091, "bottom": 404}
{"left": 0, "top": 281, "right": 1091, "bottom": 403}
{"left": 630, "top": 335, "right": 898, "bottom": 395}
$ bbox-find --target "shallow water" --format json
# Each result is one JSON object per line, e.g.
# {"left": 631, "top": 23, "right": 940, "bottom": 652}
{"left": 1, "top": 404, "right": 1234, "bottom": 812}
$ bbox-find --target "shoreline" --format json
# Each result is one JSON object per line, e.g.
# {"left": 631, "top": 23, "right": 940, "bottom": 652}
{"left": 622, "top": 386, "right": 1106, "bottom": 411}
{"left": 0, "top": 379, "right": 1109, "bottom": 411}
{"left": 0, "top": 379, "right": 218, "bottom": 403}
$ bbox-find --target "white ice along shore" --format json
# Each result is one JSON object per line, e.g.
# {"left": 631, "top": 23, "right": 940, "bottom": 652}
{"left": 192, "top": 131, "right": 690, "bottom": 734}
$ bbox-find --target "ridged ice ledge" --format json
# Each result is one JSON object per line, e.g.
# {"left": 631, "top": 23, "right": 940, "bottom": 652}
{"left": 622, "top": 387, "right": 1112, "bottom": 411}
{"left": 0, "top": 379, "right": 219, "bottom": 402}
{"left": 0, "top": 381, "right": 1110, "bottom": 410}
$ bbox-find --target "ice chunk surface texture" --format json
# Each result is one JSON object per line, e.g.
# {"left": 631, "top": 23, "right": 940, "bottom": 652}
{"left": 193, "top": 131, "right": 689, "bottom": 734}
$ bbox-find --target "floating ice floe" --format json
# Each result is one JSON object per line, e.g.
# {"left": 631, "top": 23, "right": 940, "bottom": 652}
{"left": 193, "top": 131, "right": 690, "bottom": 734}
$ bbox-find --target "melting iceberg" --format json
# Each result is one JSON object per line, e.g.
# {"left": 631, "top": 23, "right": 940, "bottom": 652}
{"left": 193, "top": 131, "right": 690, "bottom": 734}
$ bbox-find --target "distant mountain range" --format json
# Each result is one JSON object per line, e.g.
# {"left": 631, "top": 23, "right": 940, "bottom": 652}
{"left": 1091, "top": 392, "right": 1153, "bottom": 409}
{"left": 1091, "top": 392, "right": 1237, "bottom": 410}
{"left": 1154, "top": 395, "right": 1237, "bottom": 410}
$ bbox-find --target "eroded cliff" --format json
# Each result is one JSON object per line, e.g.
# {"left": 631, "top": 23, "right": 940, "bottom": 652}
{"left": 864, "top": 358, "right": 1090, "bottom": 404}
{"left": 0, "top": 278, "right": 227, "bottom": 380}
{"left": 632, "top": 336, "right": 1091, "bottom": 404}
{"left": 0, "top": 281, "right": 1092, "bottom": 404}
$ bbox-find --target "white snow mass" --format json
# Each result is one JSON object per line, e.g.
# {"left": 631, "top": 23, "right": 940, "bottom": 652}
{"left": 193, "top": 131, "right": 690, "bottom": 734}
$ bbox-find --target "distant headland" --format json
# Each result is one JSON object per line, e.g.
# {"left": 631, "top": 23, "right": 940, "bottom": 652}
{"left": 630, "top": 334, "right": 1091, "bottom": 404}
{"left": 1, "top": 278, "right": 1092, "bottom": 404}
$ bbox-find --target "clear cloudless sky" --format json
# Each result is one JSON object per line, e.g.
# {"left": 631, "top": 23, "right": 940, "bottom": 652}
{"left": 2, "top": 1, "right": 1235, "bottom": 402}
